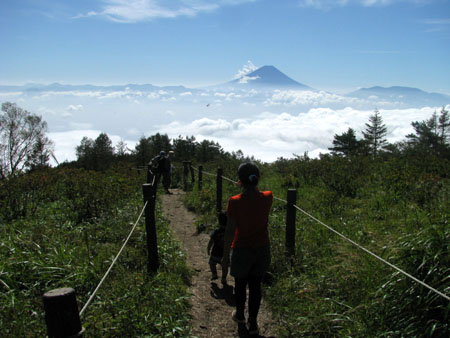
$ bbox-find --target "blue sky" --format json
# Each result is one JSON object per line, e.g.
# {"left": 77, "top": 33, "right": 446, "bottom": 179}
{"left": 1, "top": 0, "right": 449, "bottom": 93}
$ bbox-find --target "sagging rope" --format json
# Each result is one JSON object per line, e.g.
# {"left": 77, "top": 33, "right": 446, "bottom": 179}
{"left": 191, "top": 165, "right": 238, "bottom": 183}
{"left": 79, "top": 201, "right": 148, "bottom": 317}
{"left": 273, "top": 197, "right": 450, "bottom": 302}
{"left": 194, "top": 166, "right": 450, "bottom": 303}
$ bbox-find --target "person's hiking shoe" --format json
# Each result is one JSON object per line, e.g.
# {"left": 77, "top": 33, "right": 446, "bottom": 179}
{"left": 247, "top": 321, "right": 259, "bottom": 336}
{"left": 232, "top": 310, "right": 245, "bottom": 324}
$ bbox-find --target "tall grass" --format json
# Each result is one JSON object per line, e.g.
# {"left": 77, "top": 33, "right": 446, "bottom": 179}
{"left": 0, "top": 167, "right": 192, "bottom": 337}
{"left": 184, "top": 157, "right": 450, "bottom": 337}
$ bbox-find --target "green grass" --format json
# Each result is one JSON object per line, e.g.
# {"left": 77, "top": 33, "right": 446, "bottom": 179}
{"left": 0, "top": 168, "right": 193, "bottom": 337}
{"left": 183, "top": 157, "right": 450, "bottom": 337}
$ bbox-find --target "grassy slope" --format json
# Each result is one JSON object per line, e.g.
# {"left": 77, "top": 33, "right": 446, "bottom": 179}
{"left": 0, "top": 167, "right": 192, "bottom": 337}
{"left": 185, "top": 158, "right": 449, "bottom": 337}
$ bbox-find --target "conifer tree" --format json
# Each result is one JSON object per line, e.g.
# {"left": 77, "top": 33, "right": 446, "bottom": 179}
{"left": 438, "top": 106, "right": 450, "bottom": 146}
{"left": 93, "top": 133, "right": 114, "bottom": 170}
{"left": 329, "top": 128, "right": 362, "bottom": 157}
{"left": 407, "top": 108, "right": 450, "bottom": 155}
{"left": 134, "top": 136, "right": 152, "bottom": 167}
{"left": 362, "top": 109, "right": 387, "bottom": 157}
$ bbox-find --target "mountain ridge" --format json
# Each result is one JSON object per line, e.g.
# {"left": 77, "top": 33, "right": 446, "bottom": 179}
{"left": 347, "top": 85, "right": 450, "bottom": 107}
{"left": 227, "top": 65, "right": 312, "bottom": 90}
{"left": 0, "top": 66, "right": 449, "bottom": 108}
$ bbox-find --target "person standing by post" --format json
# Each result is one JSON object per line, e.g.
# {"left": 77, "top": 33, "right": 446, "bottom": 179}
{"left": 222, "top": 162, "right": 273, "bottom": 336}
{"left": 163, "top": 150, "right": 174, "bottom": 194}
{"left": 149, "top": 151, "right": 172, "bottom": 194}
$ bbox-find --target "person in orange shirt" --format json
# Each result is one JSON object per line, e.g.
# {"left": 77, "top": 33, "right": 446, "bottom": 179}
{"left": 222, "top": 162, "right": 273, "bottom": 336}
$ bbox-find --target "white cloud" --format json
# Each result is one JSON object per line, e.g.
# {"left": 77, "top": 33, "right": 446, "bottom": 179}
{"left": 32, "top": 91, "right": 102, "bottom": 99}
{"left": 13, "top": 85, "right": 446, "bottom": 165}
{"left": 157, "top": 106, "right": 438, "bottom": 161}
{"left": 46, "top": 104, "right": 442, "bottom": 165}
{"left": 234, "top": 60, "right": 258, "bottom": 79}
{"left": 49, "top": 129, "right": 102, "bottom": 163}
{"left": 147, "top": 92, "right": 161, "bottom": 99}
{"left": 180, "top": 91, "right": 193, "bottom": 96}
{"left": 163, "top": 96, "right": 177, "bottom": 102}
{"left": 75, "top": 0, "right": 257, "bottom": 23}
{"left": 0, "top": 92, "right": 23, "bottom": 99}
{"left": 99, "top": 89, "right": 143, "bottom": 99}
{"left": 49, "top": 129, "right": 137, "bottom": 165}
{"left": 239, "top": 75, "right": 260, "bottom": 84}
{"left": 67, "top": 104, "right": 84, "bottom": 111}
{"left": 264, "top": 90, "right": 358, "bottom": 107}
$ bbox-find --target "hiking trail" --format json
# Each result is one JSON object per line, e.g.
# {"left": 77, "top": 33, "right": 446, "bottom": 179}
{"left": 161, "top": 189, "right": 277, "bottom": 338}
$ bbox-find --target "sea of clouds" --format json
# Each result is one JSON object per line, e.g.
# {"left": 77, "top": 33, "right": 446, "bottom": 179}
{"left": 1, "top": 87, "right": 446, "bottom": 164}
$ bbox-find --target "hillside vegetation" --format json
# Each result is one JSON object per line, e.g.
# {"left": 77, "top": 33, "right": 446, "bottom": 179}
{"left": 184, "top": 109, "right": 450, "bottom": 337}
{"left": 1, "top": 102, "right": 449, "bottom": 337}
{"left": 0, "top": 165, "right": 192, "bottom": 337}
{"left": 185, "top": 154, "right": 449, "bottom": 337}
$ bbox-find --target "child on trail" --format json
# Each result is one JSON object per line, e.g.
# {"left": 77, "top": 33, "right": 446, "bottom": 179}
{"left": 207, "top": 211, "right": 229, "bottom": 284}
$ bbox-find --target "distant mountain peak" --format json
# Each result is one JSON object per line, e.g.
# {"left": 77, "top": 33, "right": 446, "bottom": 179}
{"left": 229, "top": 65, "right": 312, "bottom": 90}
{"left": 346, "top": 85, "right": 450, "bottom": 108}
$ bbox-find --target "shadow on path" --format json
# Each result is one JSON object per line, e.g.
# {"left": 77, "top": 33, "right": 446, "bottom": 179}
{"left": 210, "top": 282, "right": 235, "bottom": 306}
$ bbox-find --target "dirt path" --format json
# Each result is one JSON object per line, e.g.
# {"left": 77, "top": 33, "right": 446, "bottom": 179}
{"left": 161, "top": 189, "right": 277, "bottom": 338}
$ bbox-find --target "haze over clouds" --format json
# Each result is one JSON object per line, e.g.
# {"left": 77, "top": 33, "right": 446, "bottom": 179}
{"left": 35, "top": 95, "right": 443, "bottom": 163}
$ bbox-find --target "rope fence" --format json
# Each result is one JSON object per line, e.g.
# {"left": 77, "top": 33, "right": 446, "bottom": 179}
{"left": 41, "top": 161, "right": 449, "bottom": 337}
{"left": 194, "top": 165, "right": 450, "bottom": 303}
{"left": 42, "top": 165, "right": 161, "bottom": 337}
{"left": 79, "top": 201, "right": 148, "bottom": 317}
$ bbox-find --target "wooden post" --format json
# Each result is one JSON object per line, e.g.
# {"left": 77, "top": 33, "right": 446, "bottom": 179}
{"left": 183, "top": 161, "right": 189, "bottom": 191}
{"left": 216, "top": 168, "right": 223, "bottom": 213}
{"left": 143, "top": 184, "right": 159, "bottom": 272}
{"left": 42, "top": 288, "right": 84, "bottom": 338}
{"left": 198, "top": 165, "right": 203, "bottom": 191}
{"left": 286, "top": 189, "right": 297, "bottom": 258}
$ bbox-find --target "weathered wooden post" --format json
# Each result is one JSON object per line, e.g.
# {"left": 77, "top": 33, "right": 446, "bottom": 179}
{"left": 42, "top": 287, "right": 84, "bottom": 338}
{"left": 198, "top": 165, "right": 203, "bottom": 191}
{"left": 286, "top": 189, "right": 297, "bottom": 258}
{"left": 143, "top": 184, "right": 159, "bottom": 272}
{"left": 183, "top": 161, "right": 189, "bottom": 191}
{"left": 216, "top": 168, "right": 223, "bottom": 212}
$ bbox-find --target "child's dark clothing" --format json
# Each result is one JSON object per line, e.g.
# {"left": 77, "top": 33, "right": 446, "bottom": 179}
{"left": 208, "top": 226, "right": 228, "bottom": 282}
{"left": 209, "top": 227, "right": 225, "bottom": 261}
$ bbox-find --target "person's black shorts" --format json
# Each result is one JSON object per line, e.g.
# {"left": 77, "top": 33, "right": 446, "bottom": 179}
{"left": 230, "top": 246, "right": 271, "bottom": 279}
{"left": 209, "top": 255, "right": 222, "bottom": 265}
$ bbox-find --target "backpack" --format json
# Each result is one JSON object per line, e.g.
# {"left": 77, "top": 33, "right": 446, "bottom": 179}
{"left": 152, "top": 155, "right": 169, "bottom": 173}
